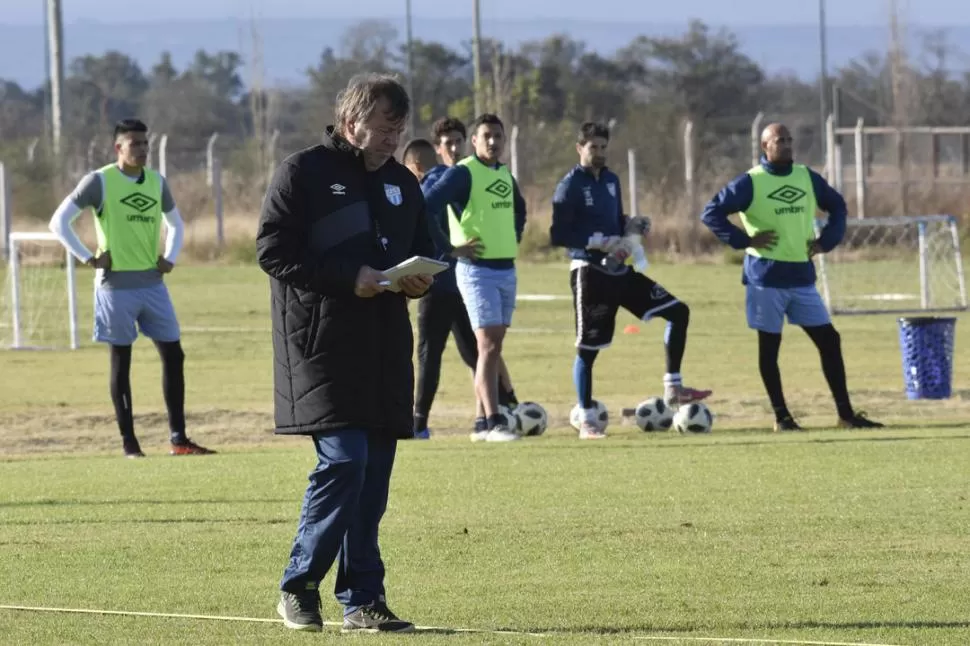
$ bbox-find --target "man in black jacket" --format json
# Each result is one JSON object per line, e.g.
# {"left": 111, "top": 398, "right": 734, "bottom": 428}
{"left": 256, "top": 73, "right": 434, "bottom": 634}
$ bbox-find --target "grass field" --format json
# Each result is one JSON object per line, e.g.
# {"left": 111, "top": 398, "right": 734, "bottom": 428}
{"left": 1, "top": 261, "right": 969, "bottom": 645}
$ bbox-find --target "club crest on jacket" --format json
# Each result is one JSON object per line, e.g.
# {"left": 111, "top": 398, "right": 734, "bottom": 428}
{"left": 384, "top": 184, "right": 402, "bottom": 206}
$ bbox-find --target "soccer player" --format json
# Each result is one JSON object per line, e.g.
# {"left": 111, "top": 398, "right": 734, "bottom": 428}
{"left": 423, "top": 113, "right": 527, "bottom": 442}
{"left": 550, "top": 121, "right": 711, "bottom": 439}
{"left": 700, "top": 122, "right": 884, "bottom": 431}
{"left": 48, "top": 118, "right": 214, "bottom": 457}
{"left": 400, "top": 121, "right": 520, "bottom": 440}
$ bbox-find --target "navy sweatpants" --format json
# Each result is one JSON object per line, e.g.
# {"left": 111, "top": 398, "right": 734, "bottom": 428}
{"left": 279, "top": 430, "right": 398, "bottom": 615}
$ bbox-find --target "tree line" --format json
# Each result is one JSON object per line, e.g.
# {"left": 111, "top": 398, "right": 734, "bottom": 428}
{"left": 2, "top": 18, "right": 968, "bottom": 249}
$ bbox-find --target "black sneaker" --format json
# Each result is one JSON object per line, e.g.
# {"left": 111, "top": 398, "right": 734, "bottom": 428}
{"left": 773, "top": 416, "right": 804, "bottom": 432}
{"left": 341, "top": 601, "right": 414, "bottom": 633}
{"left": 277, "top": 590, "right": 323, "bottom": 632}
{"left": 123, "top": 437, "right": 145, "bottom": 458}
{"left": 838, "top": 412, "right": 885, "bottom": 429}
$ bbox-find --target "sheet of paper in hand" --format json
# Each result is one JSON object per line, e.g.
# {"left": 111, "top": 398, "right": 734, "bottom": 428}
{"left": 382, "top": 256, "right": 451, "bottom": 292}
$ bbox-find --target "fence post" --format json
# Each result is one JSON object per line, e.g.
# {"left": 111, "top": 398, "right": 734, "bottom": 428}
{"left": 86, "top": 137, "right": 99, "bottom": 169}
{"left": 0, "top": 161, "right": 10, "bottom": 261}
{"left": 751, "top": 112, "right": 764, "bottom": 168}
{"left": 895, "top": 128, "right": 907, "bottom": 216}
{"left": 825, "top": 114, "right": 836, "bottom": 185}
{"left": 26, "top": 139, "right": 39, "bottom": 164}
{"left": 267, "top": 129, "right": 280, "bottom": 187}
{"left": 510, "top": 124, "right": 519, "bottom": 180}
{"left": 158, "top": 134, "right": 168, "bottom": 178}
{"left": 213, "top": 157, "right": 224, "bottom": 250}
{"left": 147, "top": 132, "right": 158, "bottom": 168}
{"left": 206, "top": 132, "right": 219, "bottom": 186}
{"left": 627, "top": 148, "right": 638, "bottom": 218}
{"left": 684, "top": 120, "right": 696, "bottom": 217}
{"left": 854, "top": 118, "right": 866, "bottom": 219}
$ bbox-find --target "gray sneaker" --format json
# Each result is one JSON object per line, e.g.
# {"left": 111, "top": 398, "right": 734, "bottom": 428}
{"left": 342, "top": 601, "right": 414, "bottom": 633}
{"left": 277, "top": 590, "right": 323, "bottom": 632}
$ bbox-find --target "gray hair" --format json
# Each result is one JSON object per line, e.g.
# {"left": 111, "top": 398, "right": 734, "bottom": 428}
{"left": 334, "top": 73, "right": 410, "bottom": 132}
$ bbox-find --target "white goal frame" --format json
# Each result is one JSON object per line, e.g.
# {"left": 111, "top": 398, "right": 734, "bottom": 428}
{"left": 6, "top": 231, "right": 79, "bottom": 350}
{"left": 815, "top": 214, "right": 968, "bottom": 316}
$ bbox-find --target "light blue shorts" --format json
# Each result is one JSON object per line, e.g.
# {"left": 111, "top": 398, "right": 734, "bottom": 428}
{"left": 94, "top": 283, "right": 181, "bottom": 346}
{"left": 746, "top": 284, "right": 831, "bottom": 333}
{"left": 455, "top": 263, "right": 517, "bottom": 329}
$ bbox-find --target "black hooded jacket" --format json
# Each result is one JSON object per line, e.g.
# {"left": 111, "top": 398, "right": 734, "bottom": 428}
{"left": 256, "top": 127, "right": 435, "bottom": 438}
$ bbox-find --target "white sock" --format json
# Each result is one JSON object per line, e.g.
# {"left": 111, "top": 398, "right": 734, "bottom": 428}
{"left": 663, "top": 373, "right": 682, "bottom": 389}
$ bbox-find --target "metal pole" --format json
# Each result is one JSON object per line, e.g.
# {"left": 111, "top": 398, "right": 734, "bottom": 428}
{"left": 0, "top": 162, "right": 10, "bottom": 262}
{"left": 405, "top": 0, "right": 416, "bottom": 137}
{"left": 66, "top": 246, "right": 78, "bottom": 349}
{"left": 472, "top": 0, "right": 482, "bottom": 116}
{"left": 818, "top": 0, "right": 828, "bottom": 162}
{"left": 627, "top": 149, "right": 638, "bottom": 218}
{"left": 46, "top": 0, "right": 64, "bottom": 159}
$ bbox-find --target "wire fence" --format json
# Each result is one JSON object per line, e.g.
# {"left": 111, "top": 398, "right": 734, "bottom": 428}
{"left": 3, "top": 111, "right": 970, "bottom": 260}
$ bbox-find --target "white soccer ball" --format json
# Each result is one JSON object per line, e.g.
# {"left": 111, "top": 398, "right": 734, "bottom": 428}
{"left": 498, "top": 405, "right": 520, "bottom": 433}
{"left": 634, "top": 397, "right": 674, "bottom": 432}
{"left": 672, "top": 402, "right": 714, "bottom": 434}
{"left": 515, "top": 401, "right": 548, "bottom": 436}
{"left": 569, "top": 399, "right": 609, "bottom": 431}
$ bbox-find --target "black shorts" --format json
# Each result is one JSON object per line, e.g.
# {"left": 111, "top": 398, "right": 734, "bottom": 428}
{"left": 570, "top": 265, "right": 680, "bottom": 349}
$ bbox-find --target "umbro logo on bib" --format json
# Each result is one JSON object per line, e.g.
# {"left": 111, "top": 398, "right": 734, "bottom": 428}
{"left": 766, "top": 184, "right": 807, "bottom": 215}
{"left": 484, "top": 179, "right": 511, "bottom": 199}
{"left": 119, "top": 193, "right": 158, "bottom": 213}
{"left": 766, "top": 185, "right": 806, "bottom": 205}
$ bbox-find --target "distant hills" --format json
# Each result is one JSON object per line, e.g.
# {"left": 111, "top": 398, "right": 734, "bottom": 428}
{"left": 3, "top": 17, "right": 968, "bottom": 90}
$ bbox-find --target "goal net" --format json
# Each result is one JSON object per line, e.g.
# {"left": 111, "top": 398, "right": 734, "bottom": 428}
{"left": 816, "top": 215, "right": 968, "bottom": 315}
{"left": 0, "top": 232, "right": 80, "bottom": 350}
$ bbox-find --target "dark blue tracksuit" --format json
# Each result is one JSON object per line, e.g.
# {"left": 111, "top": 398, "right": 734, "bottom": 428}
{"left": 700, "top": 157, "right": 847, "bottom": 288}
{"left": 413, "top": 165, "right": 479, "bottom": 423}
{"left": 550, "top": 165, "right": 681, "bottom": 350}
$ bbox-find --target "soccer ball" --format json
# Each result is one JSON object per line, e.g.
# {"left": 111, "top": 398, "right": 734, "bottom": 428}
{"left": 634, "top": 397, "right": 674, "bottom": 432}
{"left": 497, "top": 405, "right": 521, "bottom": 433}
{"left": 515, "top": 401, "right": 548, "bottom": 436}
{"left": 672, "top": 402, "right": 714, "bottom": 434}
{"left": 569, "top": 399, "right": 609, "bottom": 431}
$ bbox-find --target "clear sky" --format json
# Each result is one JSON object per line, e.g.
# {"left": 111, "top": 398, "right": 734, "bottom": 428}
{"left": 0, "top": 0, "right": 962, "bottom": 26}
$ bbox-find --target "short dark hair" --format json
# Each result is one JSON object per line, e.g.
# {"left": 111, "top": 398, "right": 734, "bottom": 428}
{"left": 335, "top": 73, "right": 410, "bottom": 130}
{"left": 401, "top": 138, "right": 436, "bottom": 164}
{"left": 113, "top": 118, "right": 148, "bottom": 139}
{"left": 578, "top": 121, "right": 610, "bottom": 144}
{"left": 469, "top": 113, "right": 504, "bottom": 134}
{"left": 431, "top": 117, "right": 466, "bottom": 143}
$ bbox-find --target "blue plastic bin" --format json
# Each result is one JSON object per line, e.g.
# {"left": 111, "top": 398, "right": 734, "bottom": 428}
{"left": 897, "top": 317, "right": 958, "bottom": 400}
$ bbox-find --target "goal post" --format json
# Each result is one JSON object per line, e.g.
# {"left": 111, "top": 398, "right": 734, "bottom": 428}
{"left": 816, "top": 214, "right": 968, "bottom": 315}
{"left": 1, "top": 232, "right": 79, "bottom": 350}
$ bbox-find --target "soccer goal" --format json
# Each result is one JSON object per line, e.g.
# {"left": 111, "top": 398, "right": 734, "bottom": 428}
{"left": 815, "top": 214, "right": 968, "bottom": 315}
{"left": 0, "top": 232, "right": 79, "bottom": 350}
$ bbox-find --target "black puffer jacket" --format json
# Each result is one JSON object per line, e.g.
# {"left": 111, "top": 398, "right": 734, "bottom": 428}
{"left": 256, "top": 128, "right": 434, "bottom": 438}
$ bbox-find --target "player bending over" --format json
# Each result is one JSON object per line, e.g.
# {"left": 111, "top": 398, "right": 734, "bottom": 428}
{"left": 550, "top": 121, "right": 711, "bottom": 440}
{"left": 48, "top": 118, "right": 215, "bottom": 457}
{"left": 700, "top": 122, "right": 883, "bottom": 431}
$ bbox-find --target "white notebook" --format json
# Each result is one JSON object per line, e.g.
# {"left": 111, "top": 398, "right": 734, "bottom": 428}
{"left": 382, "top": 256, "right": 451, "bottom": 292}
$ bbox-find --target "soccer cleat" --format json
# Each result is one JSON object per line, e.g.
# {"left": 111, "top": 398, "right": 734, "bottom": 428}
{"left": 342, "top": 601, "right": 414, "bottom": 633}
{"left": 663, "top": 385, "right": 713, "bottom": 407}
{"left": 413, "top": 428, "right": 431, "bottom": 440}
{"left": 277, "top": 590, "right": 323, "bottom": 632}
{"left": 170, "top": 439, "right": 216, "bottom": 455}
{"left": 837, "top": 412, "right": 885, "bottom": 429}
{"left": 122, "top": 437, "right": 145, "bottom": 459}
{"left": 469, "top": 429, "right": 490, "bottom": 442}
{"left": 578, "top": 422, "right": 607, "bottom": 440}
{"left": 773, "top": 416, "right": 804, "bottom": 432}
{"left": 485, "top": 425, "right": 520, "bottom": 442}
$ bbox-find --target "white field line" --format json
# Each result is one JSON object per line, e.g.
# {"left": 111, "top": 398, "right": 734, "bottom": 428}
{"left": 0, "top": 604, "right": 910, "bottom": 645}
